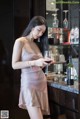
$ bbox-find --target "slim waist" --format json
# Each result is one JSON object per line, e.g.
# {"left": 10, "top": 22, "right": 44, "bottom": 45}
{"left": 21, "top": 66, "right": 41, "bottom": 74}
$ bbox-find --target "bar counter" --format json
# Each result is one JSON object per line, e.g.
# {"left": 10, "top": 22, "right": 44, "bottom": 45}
{"left": 47, "top": 74, "right": 80, "bottom": 119}
{"left": 47, "top": 79, "right": 79, "bottom": 94}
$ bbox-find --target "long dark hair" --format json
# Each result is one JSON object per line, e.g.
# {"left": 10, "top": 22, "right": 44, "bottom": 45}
{"left": 22, "top": 16, "right": 49, "bottom": 55}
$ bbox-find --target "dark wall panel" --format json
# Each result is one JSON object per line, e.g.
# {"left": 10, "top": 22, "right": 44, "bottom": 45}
{"left": 0, "top": 0, "right": 46, "bottom": 118}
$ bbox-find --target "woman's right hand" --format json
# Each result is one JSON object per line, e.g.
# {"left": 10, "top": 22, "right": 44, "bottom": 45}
{"left": 34, "top": 58, "right": 48, "bottom": 67}
{"left": 34, "top": 58, "right": 53, "bottom": 67}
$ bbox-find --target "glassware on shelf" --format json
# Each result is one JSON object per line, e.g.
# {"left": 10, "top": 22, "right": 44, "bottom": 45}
{"left": 48, "top": 27, "right": 52, "bottom": 38}
{"left": 57, "top": 64, "right": 63, "bottom": 74}
{"left": 52, "top": 27, "right": 60, "bottom": 44}
{"left": 59, "top": 54, "right": 65, "bottom": 62}
{"left": 54, "top": 64, "right": 63, "bottom": 74}
{"left": 52, "top": 14, "right": 59, "bottom": 28}
{"left": 63, "top": 10, "right": 68, "bottom": 29}
{"left": 52, "top": 8, "right": 59, "bottom": 28}
{"left": 59, "top": 28, "right": 63, "bottom": 43}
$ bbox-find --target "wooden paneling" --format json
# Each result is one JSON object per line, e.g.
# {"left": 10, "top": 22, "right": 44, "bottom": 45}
{"left": 48, "top": 85, "right": 80, "bottom": 119}
{"left": 31, "top": 0, "right": 46, "bottom": 17}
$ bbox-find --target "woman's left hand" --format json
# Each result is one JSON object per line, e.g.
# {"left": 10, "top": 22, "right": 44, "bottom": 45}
{"left": 48, "top": 59, "right": 55, "bottom": 66}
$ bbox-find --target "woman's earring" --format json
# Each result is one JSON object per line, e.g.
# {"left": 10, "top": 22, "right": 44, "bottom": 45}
{"left": 38, "top": 38, "right": 40, "bottom": 42}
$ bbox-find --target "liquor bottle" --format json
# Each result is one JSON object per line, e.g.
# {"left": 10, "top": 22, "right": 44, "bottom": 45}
{"left": 67, "top": 55, "right": 74, "bottom": 85}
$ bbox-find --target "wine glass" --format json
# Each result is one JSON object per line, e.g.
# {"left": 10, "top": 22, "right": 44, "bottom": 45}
{"left": 63, "top": 10, "right": 68, "bottom": 28}
{"left": 52, "top": 8, "right": 59, "bottom": 28}
{"left": 44, "top": 50, "right": 52, "bottom": 75}
{"left": 52, "top": 13, "right": 59, "bottom": 28}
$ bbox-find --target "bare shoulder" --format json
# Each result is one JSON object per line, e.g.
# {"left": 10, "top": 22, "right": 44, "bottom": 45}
{"left": 16, "top": 37, "right": 25, "bottom": 43}
{"left": 15, "top": 37, "right": 28, "bottom": 47}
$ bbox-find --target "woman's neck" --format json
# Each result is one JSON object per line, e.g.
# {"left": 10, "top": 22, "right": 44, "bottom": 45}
{"left": 26, "top": 33, "right": 34, "bottom": 41}
{"left": 26, "top": 34, "right": 34, "bottom": 42}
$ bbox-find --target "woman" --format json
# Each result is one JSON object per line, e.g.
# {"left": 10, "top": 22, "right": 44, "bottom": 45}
{"left": 12, "top": 16, "right": 52, "bottom": 119}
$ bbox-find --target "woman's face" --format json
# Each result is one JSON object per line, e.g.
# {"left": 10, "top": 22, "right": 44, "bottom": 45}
{"left": 31, "top": 25, "right": 46, "bottom": 39}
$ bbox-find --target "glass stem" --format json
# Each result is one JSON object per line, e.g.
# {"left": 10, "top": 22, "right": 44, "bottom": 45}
{"left": 65, "top": 12, "right": 67, "bottom": 19}
{"left": 45, "top": 65, "right": 48, "bottom": 75}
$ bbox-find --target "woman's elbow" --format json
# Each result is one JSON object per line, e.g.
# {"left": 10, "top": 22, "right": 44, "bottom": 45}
{"left": 12, "top": 63, "right": 17, "bottom": 70}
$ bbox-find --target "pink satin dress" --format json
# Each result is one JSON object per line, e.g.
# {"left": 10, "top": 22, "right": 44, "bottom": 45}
{"left": 18, "top": 48, "right": 50, "bottom": 115}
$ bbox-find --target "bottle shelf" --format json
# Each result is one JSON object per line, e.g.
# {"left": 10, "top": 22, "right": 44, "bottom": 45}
{"left": 52, "top": 61, "right": 66, "bottom": 64}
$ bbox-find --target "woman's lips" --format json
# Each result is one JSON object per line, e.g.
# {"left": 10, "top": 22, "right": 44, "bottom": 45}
{"left": 35, "top": 36, "right": 39, "bottom": 39}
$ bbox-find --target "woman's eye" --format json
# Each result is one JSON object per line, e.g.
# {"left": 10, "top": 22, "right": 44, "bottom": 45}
{"left": 37, "top": 29, "right": 41, "bottom": 31}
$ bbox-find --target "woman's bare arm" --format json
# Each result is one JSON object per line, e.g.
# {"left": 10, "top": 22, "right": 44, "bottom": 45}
{"left": 12, "top": 38, "right": 35, "bottom": 69}
{"left": 12, "top": 38, "right": 48, "bottom": 70}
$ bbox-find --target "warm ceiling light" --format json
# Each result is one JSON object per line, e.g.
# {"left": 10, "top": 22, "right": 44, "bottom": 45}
{"left": 46, "top": 12, "right": 49, "bottom": 15}
{"left": 51, "top": 2, "right": 54, "bottom": 5}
